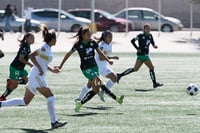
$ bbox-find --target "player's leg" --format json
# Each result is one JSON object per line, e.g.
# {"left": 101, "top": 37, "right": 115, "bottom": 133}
{"left": 38, "top": 87, "right": 67, "bottom": 129}
{"left": 0, "top": 87, "right": 34, "bottom": 107}
{"left": 98, "top": 67, "right": 117, "bottom": 102}
{"left": 75, "top": 77, "right": 99, "bottom": 112}
{"left": 18, "top": 69, "right": 28, "bottom": 85}
{"left": 75, "top": 81, "right": 92, "bottom": 101}
{"left": 144, "top": 60, "right": 163, "bottom": 88}
{"left": 105, "top": 72, "right": 117, "bottom": 89}
{"left": 0, "top": 79, "right": 18, "bottom": 101}
{"left": 117, "top": 59, "right": 143, "bottom": 83}
{"left": 0, "top": 66, "right": 21, "bottom": 101}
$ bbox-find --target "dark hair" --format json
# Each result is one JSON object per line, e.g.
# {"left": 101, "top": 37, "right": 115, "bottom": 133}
{"left": 41, "top": 24, "right": 56, "bottom": 43}
{"left": 143, "top": 23, "right": 151, "bottom": 30}
{"left": 72, "top": 26, "right": 90, "bottom": 44}
{"left": 95, "top": 30, "right": 112, "bottom": 43}
{"left": 18, "top": 33, "right": 33, "bottom": 47}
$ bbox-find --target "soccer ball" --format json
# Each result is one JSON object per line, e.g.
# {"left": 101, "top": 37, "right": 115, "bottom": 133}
{"left": 186, "top": 83, "right": 198, "bottom": 96}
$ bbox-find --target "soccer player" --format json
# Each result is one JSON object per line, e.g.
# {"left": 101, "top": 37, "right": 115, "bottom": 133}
{"left": 0, "top": 32, "right": 34, "bottom": 101}
{"left": 57, "top": 27, "right": 124, "bottom": 112}
{"left": 117, "top": 23, "right": 163, "bottom": 88}
{"left": 75, "top": 30, "right": 119, "bottom": 102}
{"left": 0, "top": 25, "right": 67, "bottom": 129}
{"left": 0, "top": 29, "right": 4, "bottom": 58}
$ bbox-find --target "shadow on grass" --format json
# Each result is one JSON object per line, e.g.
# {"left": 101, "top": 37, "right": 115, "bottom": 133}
{"left": 135, "top": 89, "right": 155, "bottom": 92}
{"left": 84, "top": 106, "right": 113, "bottom": 110}
{"left": 67, "top": 111, "right": 123, "bottom": 117}
{"left": 67, "top": 112, "right": 99, "bottom": 117}
{"left": 21, "top": 128, "right": 51, "bottom": 133}
{"left": 21, "top": 127, "right": 67, "bottom": 133}
{"left": 186, "top": 113, "right": 197, "bottom": 116}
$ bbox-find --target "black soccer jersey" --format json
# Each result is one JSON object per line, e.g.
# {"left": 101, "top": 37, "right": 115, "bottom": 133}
{"left": 131, "top": 33, "right": 155, "bottom": 55}
{"left": 71, "top": 40, "right": 99, "bottom": 69}
{"left": 10, "top": 43, "right": 31, "bottom": 70}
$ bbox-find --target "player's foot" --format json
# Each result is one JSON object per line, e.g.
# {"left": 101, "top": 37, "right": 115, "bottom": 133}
{"left": 0, "top": 96, "right": 6, "bottom": 101}
{"left": 116, "top": 73, "right": 121, "bottom": 83}
{"left": 116, "top": 95, "right": 124, "bottom": 104}
{"left": 153, "top": 82, "right": 163, "bottom": 88}
{"left": 74, "top": 98, "right": 81, "bottom": 102}
{"left": 51, "top": 121, "right": 67, "bottom": 129}
{"left": 75, "top": 101, "right": 82, "bottom": 112}
{"left": 98, "top": 90, "right": 105, "bottom": 102}
{"left": 0, "top": 102, "right": 2, "bottom": 107}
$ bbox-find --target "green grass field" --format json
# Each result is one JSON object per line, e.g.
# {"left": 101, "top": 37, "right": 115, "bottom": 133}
{"left": 0, "top": 52, "right": 200, "bottom": 133}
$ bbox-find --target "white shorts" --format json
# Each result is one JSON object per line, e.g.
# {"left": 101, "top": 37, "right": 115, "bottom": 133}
{"left": 26, "top": 75, "right": 48, "bottom": 95}
{"left": 98, "top": 66, "right": 114, "bottom": 77}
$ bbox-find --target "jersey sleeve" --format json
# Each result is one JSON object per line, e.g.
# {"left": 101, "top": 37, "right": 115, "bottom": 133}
{"left": 36, "top": 46, "right": 43, "bottom": 55}
{"left": 131, "top": 35, "right": 139, "bottom": 50}
{"left": 91, "top": 40, "right": 99, "bottom": 49}
{"left": 19, "top": 46, "right": 28, "bottom": 57}
{"left": 150, "top": 34, "right": 155, "bottom": 46}
{"left": 70, "top": 44, "right": 77, "bottom": 53}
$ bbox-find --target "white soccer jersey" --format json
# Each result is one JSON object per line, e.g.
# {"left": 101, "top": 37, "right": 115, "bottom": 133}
{"left": 95, "top": 41, "right": 114, "bottom": 76}
{"left": 26, "top": 43, "right": 53, "bottom": 94}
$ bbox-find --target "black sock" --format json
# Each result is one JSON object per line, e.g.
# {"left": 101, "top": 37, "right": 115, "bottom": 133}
{"left": 119, "top": 68, "right": 134, "bottom": 77}
{"left": 1, "top": 88, "right": 12, "bottom": 98}
{"left": 81, "top": 90, "right": 96, "bottom": 104}
{"left": 149, "top": 69, "right": 156, "bottom": 84}
{"left": 101, "top": 85, "right": 116, "bottom": 100}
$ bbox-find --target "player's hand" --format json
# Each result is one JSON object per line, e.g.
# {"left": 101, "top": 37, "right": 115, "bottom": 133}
{"left": 113, "top": 56, "right": 119, "bottom": 60}
{"left": 54, "top": 66, "right": 61, "bottom": 69}
{"left": 52, "top": 67, "right": 61, "bottom": 74}
{"left": 154, "top": 45, "right": 158, "bottom": 49}
{"left": 108, "top": 60, "right": 113, "bottom": 65}
{"left": 38, "top": 69, "right": 44, "bottom": 76}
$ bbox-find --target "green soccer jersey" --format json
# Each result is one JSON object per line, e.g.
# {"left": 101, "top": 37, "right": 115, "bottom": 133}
{"left": 71, "top": 40, "right": 99, "bottom": 70}
{"left": 131, "top": 33, "right": 155, "bottom": 55}
{"left": 10, "top": 43, "right": 31, "bottom": 70}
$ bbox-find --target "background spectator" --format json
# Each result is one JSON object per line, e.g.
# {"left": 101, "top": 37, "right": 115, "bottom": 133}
{"left": 4, "top": 4, "right": 13, "bottom": 32}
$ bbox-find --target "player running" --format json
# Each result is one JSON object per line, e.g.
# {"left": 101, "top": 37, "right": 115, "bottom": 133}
{"left": 0, "top": 33, "right": 34, "bottom": 101}
{"left": 75, "top": 30, "right": 119, "bottom": 102}
{"left": 57, "top": 27, "right": 124, "bottom": 112}
{"left": 0, "top": 25, "right": 67, "bottom": 129}
{"left": 117, "top": 23, "right": 163, "bottom": 88}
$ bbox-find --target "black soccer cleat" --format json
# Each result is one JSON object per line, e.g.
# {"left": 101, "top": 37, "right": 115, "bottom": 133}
{"left": 153, "top": 83, "right": 163, "bottom": 88}
{"left": 116, "top": 73, "right": 121, "bottom": 83}
{"left": 51, "top": 121, "right": 67, "bottom": 129}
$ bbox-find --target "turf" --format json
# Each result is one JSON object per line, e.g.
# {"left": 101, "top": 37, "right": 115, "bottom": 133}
{"left": 0, "top": 52, "right": 200, "bottom": 133}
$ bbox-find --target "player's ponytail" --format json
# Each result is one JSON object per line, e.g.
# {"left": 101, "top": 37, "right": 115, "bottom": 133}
{"left": 41, "top": 24, "right": 56, "bottom": 43}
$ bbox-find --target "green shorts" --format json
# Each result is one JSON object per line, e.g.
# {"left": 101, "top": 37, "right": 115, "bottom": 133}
{"left": 9, "top": 66, "right": 28, "bottom": 80}
{"left": 82, "top": 66, "right": 99, "bottom": 80}
{"left": 137, "top": 55, "right": 150, "bottom": 62}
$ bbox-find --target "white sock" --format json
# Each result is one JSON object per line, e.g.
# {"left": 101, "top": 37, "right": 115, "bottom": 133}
{"left": 77, "top": 85, "right": 89, "bottom": 100}
{"left": 105, "top": 80, "right": 114, "bottom": 90}
{"left": 1, "top": 98, "right": 25, "bottom": 107}
{"left": 47, "top": 96, "right": 56, "bottom": 123}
